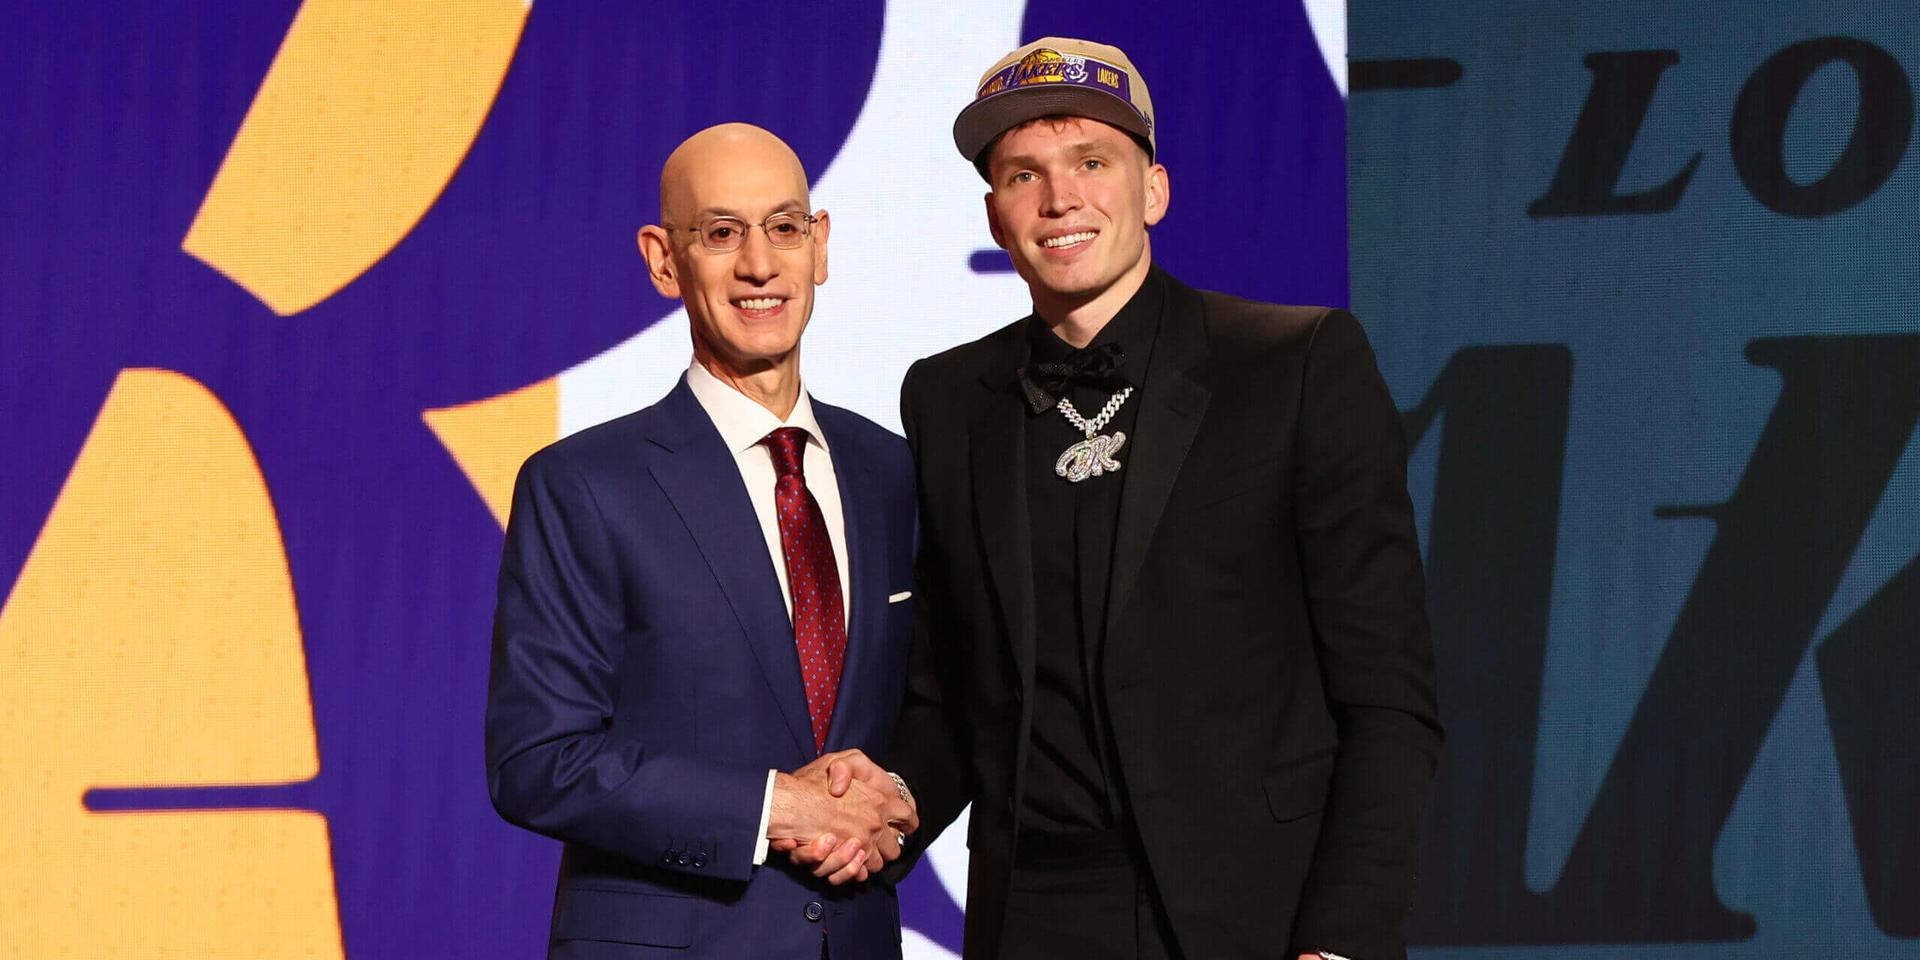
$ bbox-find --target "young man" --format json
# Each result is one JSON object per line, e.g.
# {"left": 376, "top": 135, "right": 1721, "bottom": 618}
{"left": 487, "top": 123, "right": 919, "bottom": 959}
{"left": 888, "top": 38, "right": 1442, "bottom": 960}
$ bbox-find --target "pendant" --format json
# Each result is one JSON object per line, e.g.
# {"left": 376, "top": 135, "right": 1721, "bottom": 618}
{"left": 1055, "top": 431, "right": 1127, "bottom": 482}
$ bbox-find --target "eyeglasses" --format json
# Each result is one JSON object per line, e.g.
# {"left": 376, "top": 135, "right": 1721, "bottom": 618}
{"left": 668, "top": 212, "right": 818, "bottom": 253}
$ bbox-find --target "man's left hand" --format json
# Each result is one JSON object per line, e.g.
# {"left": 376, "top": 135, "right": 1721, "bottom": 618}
{"left": 776, "top": 749, "right": 919, "bottom": 876}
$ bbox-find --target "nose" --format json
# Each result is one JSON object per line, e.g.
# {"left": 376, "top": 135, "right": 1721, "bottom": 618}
{"left": 1040, "top": 179, "right": 1082, "bottom": 217}
{"left": 733, "top": 224, "right": 779, "bottom": 284}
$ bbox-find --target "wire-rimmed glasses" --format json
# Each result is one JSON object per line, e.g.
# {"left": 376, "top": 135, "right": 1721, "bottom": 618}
{"left": 669, "top": 212, "right": 818, "bottom": 253}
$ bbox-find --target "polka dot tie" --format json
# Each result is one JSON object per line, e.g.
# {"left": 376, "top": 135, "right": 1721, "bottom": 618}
{"left": 761, "top": 427, "right": 846, "bottom": 753}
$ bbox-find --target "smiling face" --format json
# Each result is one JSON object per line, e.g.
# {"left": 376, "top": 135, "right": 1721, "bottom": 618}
{"left": 983, "top": 115, "right": 1168, "bottom": 323}
{"left": 638, "top": 124, "right": 829, "bottom": 379}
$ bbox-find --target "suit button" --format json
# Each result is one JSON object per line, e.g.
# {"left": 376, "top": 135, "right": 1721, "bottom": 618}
{"left": 804, "top": 901, "right": 825, "bottom": 922}
{"left": 676, "top": 853, "right": 690, "bottom": 866}
{"left": 662, "top": 850, "right": 678, "bottom": 864}
{"left": 692, "top": 853, "right": 708, "bottom": 868}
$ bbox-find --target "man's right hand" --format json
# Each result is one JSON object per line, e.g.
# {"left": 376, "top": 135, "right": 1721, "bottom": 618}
{"left": 767, "top": 750, "right": 915, "bottom": 885}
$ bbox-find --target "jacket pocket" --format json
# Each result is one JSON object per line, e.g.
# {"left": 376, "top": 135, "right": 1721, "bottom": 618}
{"left": 1262, "top": 748, "right": 1335, "bottom": 822}
{"left": 553, "top": 887, "right": 695, "bottom": 947}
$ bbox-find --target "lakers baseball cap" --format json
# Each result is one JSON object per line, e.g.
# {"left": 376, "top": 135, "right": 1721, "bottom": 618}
{"left": 953, "top": 37, "right": 1156, "bottom": 166}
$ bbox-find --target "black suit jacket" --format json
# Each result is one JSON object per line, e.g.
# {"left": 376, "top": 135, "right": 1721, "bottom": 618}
{"left": 887, "top": 270, "right": 1442, "bottom": 960}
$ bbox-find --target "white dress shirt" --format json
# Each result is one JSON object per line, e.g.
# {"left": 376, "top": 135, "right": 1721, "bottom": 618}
{"left": 684, "top": 360, "right": 851, "bottom": 866}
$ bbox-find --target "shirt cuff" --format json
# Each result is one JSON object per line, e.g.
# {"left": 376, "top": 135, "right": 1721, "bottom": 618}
{"left": 752, "top": 769, "right": 776, "bottom": 865}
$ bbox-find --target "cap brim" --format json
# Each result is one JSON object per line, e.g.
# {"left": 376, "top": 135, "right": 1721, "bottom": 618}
{"left": 953, "top": 86, "right": 1152, "bottom": 165}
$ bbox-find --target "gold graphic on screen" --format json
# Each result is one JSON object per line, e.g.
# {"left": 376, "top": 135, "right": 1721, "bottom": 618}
{"left": 424, "top": 377, "right": 559, "bottom": 528}
{"left": 0, "top": 369, "right": 342, "bottom": 957}
{"left": 183, "top": 0, "right": 530, "bottom": 316}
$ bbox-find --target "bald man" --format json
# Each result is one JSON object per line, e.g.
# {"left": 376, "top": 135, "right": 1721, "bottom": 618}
{"left": 487, "top": 123, "right": 919, "bottom": 960}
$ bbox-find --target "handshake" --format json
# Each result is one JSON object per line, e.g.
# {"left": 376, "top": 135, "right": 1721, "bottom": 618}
{"left": 766, "top": 749, "right": 920, "bottom": 885}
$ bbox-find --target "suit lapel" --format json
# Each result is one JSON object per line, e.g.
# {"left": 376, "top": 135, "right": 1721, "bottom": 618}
{"left": 818, "top": 408, "right": 887, "bottom": 753}
{"left": 646, "top": 379, "right": 815, "bottom": 757}
{"left": 972, "top": 352, "right": 1040, "bottom": 701}
{"left": 1106, "top": 277, "right": 1211, "bottom": 632}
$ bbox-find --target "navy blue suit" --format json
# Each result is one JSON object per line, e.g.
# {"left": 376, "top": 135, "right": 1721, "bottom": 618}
{"left": 487, "top": 376, "right": 916, "bottom": 959}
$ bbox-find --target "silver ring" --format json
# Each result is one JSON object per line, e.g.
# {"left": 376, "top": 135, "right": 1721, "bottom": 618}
{"left": 887, "top": 771, "right": 911, "bottom": 803}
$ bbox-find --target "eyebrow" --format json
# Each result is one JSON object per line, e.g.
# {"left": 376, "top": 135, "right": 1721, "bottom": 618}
{"left": 995, "top": 140, "right": 1109, "bottom": 170}
{"left": 691, "top": 200, "right": 808, "bottom": 220}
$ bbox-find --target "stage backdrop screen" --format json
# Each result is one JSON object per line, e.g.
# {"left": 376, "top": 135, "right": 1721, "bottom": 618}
{"left": 3, "top": 0, "right": 1913, "bottom": 957}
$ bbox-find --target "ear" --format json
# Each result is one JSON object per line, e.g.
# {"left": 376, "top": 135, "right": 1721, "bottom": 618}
{"left": 809, "top": 209, "right": 831, "bottom": 285}
{"left": 1143, "top": 163, "right": 1170, "bottom": 228}
{"left": 984, "top": 191, "right": 1009, "bottom": 250}
{"left": 637, "top": 225, "right": 681, "bottom": 299}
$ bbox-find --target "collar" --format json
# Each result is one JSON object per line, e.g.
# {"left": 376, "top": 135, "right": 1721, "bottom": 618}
{"left": 685, "top": 359, "right": 830, "bottom": 456}
{"left": 1027, "top": 264, "right": 1165, "bottom": 386}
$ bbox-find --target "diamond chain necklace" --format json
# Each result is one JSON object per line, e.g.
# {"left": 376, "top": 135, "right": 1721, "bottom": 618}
{"left": 1057, "top": 387, "right": 1133, "bottom": 437}
{"left": 1052, "top": 387, "right": 1134, "bottom": 482}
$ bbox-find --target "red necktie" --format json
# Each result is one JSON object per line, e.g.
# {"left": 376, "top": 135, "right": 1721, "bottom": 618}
{"left": 761, "top": 427, "right": 847, "bottom": 753}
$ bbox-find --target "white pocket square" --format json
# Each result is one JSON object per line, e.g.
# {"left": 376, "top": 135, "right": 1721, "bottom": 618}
{"left": 888, "top": 591, "right": 913, "bottom": 603}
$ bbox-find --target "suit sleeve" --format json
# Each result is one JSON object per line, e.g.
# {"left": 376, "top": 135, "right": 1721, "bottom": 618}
{"left": 881, "top": 360, "right": 975, "bottom": 881}
{"left": 485, "top": 447, "right": 768, "bottom": 882}
{"left": 1287, "top": 310, "right": 1444, "bottom": 960}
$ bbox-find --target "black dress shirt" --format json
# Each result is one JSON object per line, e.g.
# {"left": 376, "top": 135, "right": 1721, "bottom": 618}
{"left": 1019, "top": 268, "right": 1166, "bottom": 832}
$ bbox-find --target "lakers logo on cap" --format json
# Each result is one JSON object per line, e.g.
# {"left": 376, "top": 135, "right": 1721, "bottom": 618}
{"left": 954, "top": 36, "right": 1158, "bottom": 163}
{"left": 978, "top": 48, "right": 1107, "bottom": 98}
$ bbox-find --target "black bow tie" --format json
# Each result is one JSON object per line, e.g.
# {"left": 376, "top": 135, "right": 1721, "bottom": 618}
{"left": 1017, "top": 342, "right": 1127, "bottom": 414}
